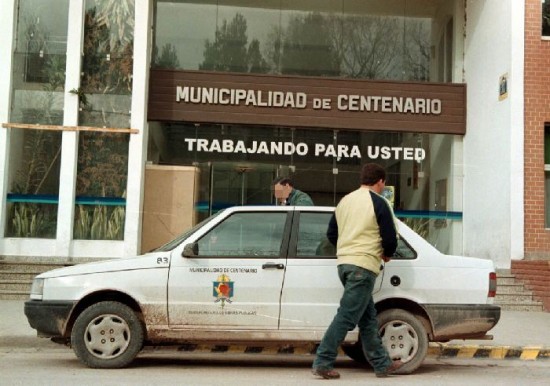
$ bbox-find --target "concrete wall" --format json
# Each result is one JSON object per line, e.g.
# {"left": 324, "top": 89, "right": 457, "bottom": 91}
{"left": 463, "top": 0, "right": 524, "bottom": 267}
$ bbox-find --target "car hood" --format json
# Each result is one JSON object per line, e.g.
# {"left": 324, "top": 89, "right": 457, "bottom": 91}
{"left": 37, "top": 253, "right": 168, "bottom": 278}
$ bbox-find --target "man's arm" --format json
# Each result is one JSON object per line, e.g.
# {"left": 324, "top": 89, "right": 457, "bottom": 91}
{"left": 326, "top": 213, "right": 338, "bottom": 246}
{"left": 370, "top": 192, "right": 398, "bottom": 258}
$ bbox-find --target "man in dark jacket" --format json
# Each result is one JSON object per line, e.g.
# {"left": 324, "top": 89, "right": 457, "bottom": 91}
{"left": 272, "top": 177, "right": 314, "bottom": 206}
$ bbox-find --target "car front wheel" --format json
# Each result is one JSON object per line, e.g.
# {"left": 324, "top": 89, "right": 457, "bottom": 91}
{"left": 341, "top": 309, "right": 428, "bottom": 374}
{"left": 71, "top": 301, "right": 144, "bottom": 368}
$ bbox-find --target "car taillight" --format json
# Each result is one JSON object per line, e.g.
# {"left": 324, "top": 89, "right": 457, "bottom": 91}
{"left": 488, "top": 272, "right": 497, "bottom": 297}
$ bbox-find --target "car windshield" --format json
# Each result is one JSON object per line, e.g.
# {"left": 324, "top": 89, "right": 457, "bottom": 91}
{"left": 153, "top": 210, "right": 225, "bottom": 252}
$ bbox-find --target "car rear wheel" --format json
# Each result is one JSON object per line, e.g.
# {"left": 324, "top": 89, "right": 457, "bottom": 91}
{"left": 341, "top": 309, "right": 428, "bottom": 374}
{"left": 71, "top": 301, "right": 144, "bottom": 368}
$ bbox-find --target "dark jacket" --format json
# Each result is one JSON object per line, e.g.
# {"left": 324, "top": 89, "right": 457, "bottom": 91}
{"left": 287, "top": 189, "right": 314, "bottom": 206}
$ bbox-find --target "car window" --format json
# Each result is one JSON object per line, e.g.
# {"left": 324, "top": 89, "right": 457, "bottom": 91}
{"left": 196, "top": 212, "right": 287, "bottom": 257}
{"left": 394, "top": 236, "right": 417, "bottom": 260}
{"left": 154, "top": 210, "right": 224, "bottom": 251}
{"left": 296, "top": 212, "right": 336, "bottom": 258}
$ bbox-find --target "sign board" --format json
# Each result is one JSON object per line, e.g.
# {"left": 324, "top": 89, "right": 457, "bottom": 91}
{"left": 148, "top": 70, "right": 467, "bottom": 135}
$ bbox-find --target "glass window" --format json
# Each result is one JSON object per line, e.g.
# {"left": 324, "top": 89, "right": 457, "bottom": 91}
{"left": 545, "top": 124, "right": 550, "bottom": 227}
{"left": 394, "top": 237, "right": 417, "bottom": 260}
{"left": 543, "top": 0, "right": 550, "bottom": 37}
{"left": 296, "top": 212, "right": 336, "bottom": 258}
{"left": 80, "top": 0, "right": 134, "bottom": 126}
{"left": 74, "top": 132, "right": 129, "bottom": 240}
{"left": 149, "top": 122, "right": 461, "bottom": 254}
{"left": 153, "top": 0, "right": 449, "bottom": 82}
{"left": 5, "top": 0, "right": 69, "bottom": 238}
{"left": 197, "top": 212, "right": 287, "bottom": 256}
{"left": 74, "top": 0, "right": 134, "bottom": 240}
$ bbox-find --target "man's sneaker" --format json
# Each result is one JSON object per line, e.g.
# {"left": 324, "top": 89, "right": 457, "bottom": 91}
{"left": 375, "top": 360, "right": 404, "bottom": 378}
{"left": 312, "top": 368, "right": 341, "bottom": 379}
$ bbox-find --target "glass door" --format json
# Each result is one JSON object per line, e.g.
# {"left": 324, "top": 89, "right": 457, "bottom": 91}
{"left": 196, "top": 162, "right": 290, "bottom": 217}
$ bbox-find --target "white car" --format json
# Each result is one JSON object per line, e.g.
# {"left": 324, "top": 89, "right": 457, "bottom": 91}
{"left": 25, "top": 206, "right": 500, "bottom": 372}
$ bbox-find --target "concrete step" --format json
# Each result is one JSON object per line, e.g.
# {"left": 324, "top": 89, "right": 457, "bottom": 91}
{"left": 0, "top": 262, "right": 69, "bottom": 273}
{"left": 509, "top": 261, "right": 550, "bottom": 312}
{"left": 0, "top": 289, "right": 29, "bottom": 300}
{"left": 0, "top": 261, "right": 72, "bottom": 300}
{"left": 0, "top": 280, "right": 32, "bottom": 291}
{"left": 496, "top": 276, "right": 518, "bottom": 285}
{"left": 495, "top": 292, "right": 539, "bottom": 303}
{"left": 0, "top": 271, "right": 40, "bottom": 280}
{"left": 495, "top": 283, "right": 526, "bottom": 294}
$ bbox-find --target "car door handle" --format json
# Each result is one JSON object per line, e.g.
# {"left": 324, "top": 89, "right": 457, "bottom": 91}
{"left": 262, "top": 262, "right": 285, "bottom": 270}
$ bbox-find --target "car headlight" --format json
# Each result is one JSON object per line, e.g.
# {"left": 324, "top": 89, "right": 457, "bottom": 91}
{"left": 30, "top": 278, "right": 45, "bottom": 299}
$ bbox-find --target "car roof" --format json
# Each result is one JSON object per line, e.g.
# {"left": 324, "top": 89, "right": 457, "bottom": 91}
{"left": 223, "top": 205, "right": 335, "bottom": 213}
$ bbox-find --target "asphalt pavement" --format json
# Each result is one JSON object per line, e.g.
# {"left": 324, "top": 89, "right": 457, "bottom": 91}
{"left": 1, "top": 300, "right": 549, "bottom": 360}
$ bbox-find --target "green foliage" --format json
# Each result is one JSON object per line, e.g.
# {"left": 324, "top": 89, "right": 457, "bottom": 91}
{"left": 200, "top": 13, "right": 268, "bottom": 74}
{"left": 153, "top": 43, "right": 180, "bottom": 69}
{"left": 280, "top": 13, "right": 340, "bottom": 77}
{"left": 12, "top": 204, "right": 44, "bottom": 238}
{"left": 72, "top": 0, "right": 133, "bottom": 240}
{"left": 247, "top": 39, "right": 268, "bottom": 73}
{"left": 195, "top": 11, "right": 429, "bottom": 81}
{"left": 74, "top": 204, "right": 125, "bottom": 240}
{"left": 42, "top": 55, "right": 67, "bottom": 91}
{"left": 6, "top": 12, "right": 65, "bottom": 238}
{"left": 69, "top": 88, "right": 89, "bottom": 108}
{"left": 8, "top": 202, "right": 56, "bottom": 238}
{"left": 81, "top": 0, "right": 134, "bottom": 95}
{"left": 402, "top": 217, "right": 429, "bottom": 239}
{"left": 76, "top": 133, "right": 128, "bottom": 198}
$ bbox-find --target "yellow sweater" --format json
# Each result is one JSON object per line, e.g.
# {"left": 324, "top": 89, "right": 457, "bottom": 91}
{"left": 333, "top": 187, "right": 398, "bottom": 275}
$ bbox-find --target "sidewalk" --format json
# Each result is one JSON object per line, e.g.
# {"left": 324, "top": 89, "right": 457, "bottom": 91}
{"left": 441, "top": 310, "right": 550, "bottom": 360}
{"left": 1, "top": 300, "right": 549, "bottom": 358}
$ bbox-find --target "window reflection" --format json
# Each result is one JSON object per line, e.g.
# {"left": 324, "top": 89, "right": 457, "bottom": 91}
{"left": 543, "top": 0, "right": 550, "bottom": 37}
{"left": 6, "top": 0, "right": 69, "bottom": 238}
{"left": 74, "top": 0, "right": 134, "bottom": 240}
{"left": 80, "top": 0, "right": 134, "bottom": 127}
{"left": 296, "top": 212, "right": 336, "bottom": 258}
{"left": 154, "top": 0, "right": 442, "bottom": 82}
{"left": 197, "top": 212, "right": 287, "bottom": 256}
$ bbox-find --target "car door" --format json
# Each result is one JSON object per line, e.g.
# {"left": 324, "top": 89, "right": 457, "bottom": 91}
{"left": 279, "top": 210, "right": 341, "bottom": 330}
{"left": 279, "top": 209, "right": 385, "bottom": 330}
{"left": 168, "top": 210, "right": 291, "bottom": 329}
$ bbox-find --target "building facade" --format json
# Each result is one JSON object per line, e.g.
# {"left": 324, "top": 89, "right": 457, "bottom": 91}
{"left": 525, "top": 0, "right": 550, "bottom": 258}
{"left": 0, "top": 0, "right": 528, "bottom": 268}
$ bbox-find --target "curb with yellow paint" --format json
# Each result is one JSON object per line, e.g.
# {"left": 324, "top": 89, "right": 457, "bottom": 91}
{"left": 428, "top": 344, "right": 550, "bottom": 360}
{"left": 148, "top": 343, "right": 550, "bottom": 360}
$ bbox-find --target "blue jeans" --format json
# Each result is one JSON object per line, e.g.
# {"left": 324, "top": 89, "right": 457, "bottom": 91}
{"left": 312, "top": 264, "right": 392, "bottom": 373}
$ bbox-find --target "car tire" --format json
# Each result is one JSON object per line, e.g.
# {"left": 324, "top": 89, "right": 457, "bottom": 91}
{"left": 341, "top": 309, "right": 428, "bottom": 374}
{"left": 71, "top": 301, "right": 144, "bottom": 368}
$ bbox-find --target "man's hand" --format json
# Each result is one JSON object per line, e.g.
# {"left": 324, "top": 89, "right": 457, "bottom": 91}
{"left": 382, "top": 256, "right": 391, "bottom": 263}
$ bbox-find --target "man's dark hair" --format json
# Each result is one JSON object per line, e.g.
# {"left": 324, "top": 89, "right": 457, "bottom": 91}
{"left": 360, "top": 163, "right": 386, "bottom": 186}
{"left": 272, "top": 176, "right": 294, "bottom": 187}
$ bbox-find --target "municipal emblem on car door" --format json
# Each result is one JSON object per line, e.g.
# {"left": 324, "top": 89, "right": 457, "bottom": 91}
{"left": 213, "top": 274, "right": 234, "bottom": 308}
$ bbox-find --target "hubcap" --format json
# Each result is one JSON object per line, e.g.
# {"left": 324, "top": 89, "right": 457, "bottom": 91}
{"left": 84, "top": 314, "right": 131, "bottom": 359}
{"left": 380, "top": 319, "right": 418, "bottom": 363}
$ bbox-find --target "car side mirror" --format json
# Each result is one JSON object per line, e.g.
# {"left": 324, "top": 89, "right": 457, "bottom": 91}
{"left": 182, "top": 242, "right": 199, "bottom": 257}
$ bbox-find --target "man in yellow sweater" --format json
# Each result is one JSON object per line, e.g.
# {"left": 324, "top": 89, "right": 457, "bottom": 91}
{"left": 312, "top": 163, "right": 402, "bottom": 379}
